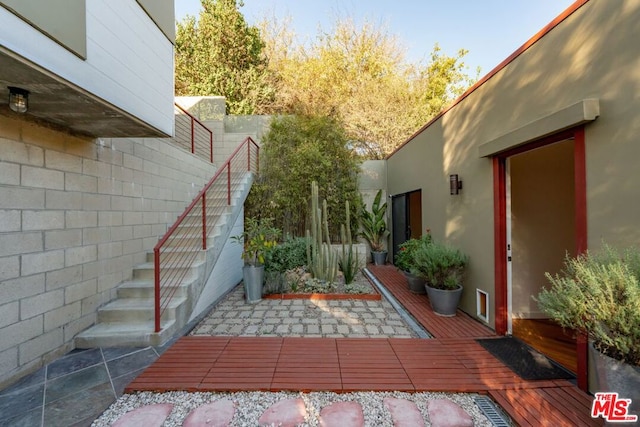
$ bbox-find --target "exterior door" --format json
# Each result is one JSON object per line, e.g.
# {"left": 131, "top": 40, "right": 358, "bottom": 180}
{"left": 391, "top": 190, "right": 422, "bottom": 262}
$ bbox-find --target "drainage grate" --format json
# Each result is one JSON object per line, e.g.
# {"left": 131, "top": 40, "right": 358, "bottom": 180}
{"left": 474, "top": 396, "right": 512, "bottom": 427}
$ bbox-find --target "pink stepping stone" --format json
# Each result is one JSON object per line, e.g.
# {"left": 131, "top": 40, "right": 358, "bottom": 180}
{"left": 319, "top": 401, "right": 364, "bottom": 427}
{"left": 427, "top": 399, "right": 473, "bottom": 427}
{"left": 183, "top": 399, "right": 235, "bottom": 427}
{"left": 258, "top": 398, "right": 307, "bottom": 427}
{"left": 112, "top": 403, "right": 173, "bottom": 427}
{"left": 383, "top": 397, "right": 425, "bottom": 427}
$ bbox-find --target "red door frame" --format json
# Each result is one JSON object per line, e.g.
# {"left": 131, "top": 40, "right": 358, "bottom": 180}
{"left": 492, "top": 126, "right": 588, "bottom": 390}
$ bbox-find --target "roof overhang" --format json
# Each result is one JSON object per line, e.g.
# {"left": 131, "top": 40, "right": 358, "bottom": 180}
{"left": 0, "top": 47, "right": 168, "bottom": 138}
{"left": 478, "top": 99, "right": 600, "bottom": 157}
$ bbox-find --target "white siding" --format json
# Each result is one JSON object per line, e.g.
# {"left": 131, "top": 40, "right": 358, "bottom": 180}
{"left": 0, "top": 0, "right": 173, "bottom": 135}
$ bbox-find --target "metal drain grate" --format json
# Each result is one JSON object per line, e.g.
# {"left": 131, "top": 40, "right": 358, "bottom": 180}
{"left": 474, "top": 396, "right": 512, "bottom": 427}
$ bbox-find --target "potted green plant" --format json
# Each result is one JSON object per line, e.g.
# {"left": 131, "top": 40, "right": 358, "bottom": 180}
{"left": 359, "top": 189, "right": 389, "bottom": 265}
{"left": 232, "top": 217, "right": 280, "bottom": 303}
{"left": 536, "top": 245, "right": 639, "bottom": 411}
{"left": 411, "top": 238, "right": 468, "bottom": 316}
{"left": 395, "top": 234, "right": 432, "bottom": 294}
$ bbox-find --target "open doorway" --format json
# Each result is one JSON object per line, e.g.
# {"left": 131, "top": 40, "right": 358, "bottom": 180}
{"left": 493, "top": 126, "right": 588, "bottom": 387}
{"left": 508, "top": 139, "right": 577, "bottom": 372}
{"left": 391, "top": 190, "right": 422, "bottom": 263}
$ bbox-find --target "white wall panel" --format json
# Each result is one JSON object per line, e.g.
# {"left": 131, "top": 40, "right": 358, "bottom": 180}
{"left": 0, "top": 0, "right": 173, "bottom": 135}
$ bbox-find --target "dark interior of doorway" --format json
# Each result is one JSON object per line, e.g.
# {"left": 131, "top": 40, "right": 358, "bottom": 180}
{"left": 391, "top": 190, "right": 422, "bottom": 263}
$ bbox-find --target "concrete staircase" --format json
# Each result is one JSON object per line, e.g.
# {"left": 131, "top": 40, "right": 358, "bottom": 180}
{"left": 75, "top": 172, "right": 253, "bottom": 348}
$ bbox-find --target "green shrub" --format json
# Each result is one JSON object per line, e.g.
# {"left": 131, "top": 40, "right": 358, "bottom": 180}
{"left": 245, "top": 114, "right": 362, "bottom": 240}
{"left": 394, "top": 234, "right": 432, "bottom": 272}
{"left": 411, "top": 240, "right": 468, "bottom": 290}
{"left": 536, "top": 245, "right": 640, "bottom": 366}
{"left": 265, "top": 236, "right": 308, "bottom": 273}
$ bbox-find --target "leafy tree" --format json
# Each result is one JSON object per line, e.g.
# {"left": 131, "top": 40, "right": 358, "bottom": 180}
{"left": 175, "top": 0, "right": 275, "bottom": 114}
{"left": 259, "top": 18, "right": 477, "bottom": 158}
{"left": 245, "top": 115, "right": 362, "bottom": 239}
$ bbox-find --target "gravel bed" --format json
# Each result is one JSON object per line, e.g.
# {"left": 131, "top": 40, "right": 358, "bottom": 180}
{"left": 93, "top": 390, "right": 494, "bottom": 426}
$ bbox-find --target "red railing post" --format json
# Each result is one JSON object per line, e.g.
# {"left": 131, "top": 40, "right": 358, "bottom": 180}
{"left": 247, "top": 139, "right": 251, "bottom": 171}
{"left": 227, "top": 163, "right": 231, "bottom": 205}
{"left": 202, "top": 193, "right": 207, "bottom": 250}
{"left": 154, "top": 248, "right": 161, "bottom": 332}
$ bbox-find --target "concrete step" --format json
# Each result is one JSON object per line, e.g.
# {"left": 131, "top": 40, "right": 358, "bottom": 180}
{"left": 75, "top": 319, "right": 177, "bottom": 348}
{"left": 116, "top": 278, "right": 194, "bottom": 299}
{"left": 97, "top": 296, "right": 186, "bottom": 323}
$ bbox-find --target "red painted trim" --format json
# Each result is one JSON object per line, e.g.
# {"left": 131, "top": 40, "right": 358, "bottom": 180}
{"left": 493, "top": 158, "right": 508, "bottom": 335}
{"left": 574, "top": 127, "right": 587, "bottom": 255}
{"left": 493, "top": 126, "right": 590, "bottom": 389}
{"left": 573, "top": 127, "right": 589, "bottom": 391}
{"left": 387, "top": 0, "right": 589, "bottom": 159}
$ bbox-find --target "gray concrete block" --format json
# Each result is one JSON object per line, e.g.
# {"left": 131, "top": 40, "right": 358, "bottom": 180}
{"left": 0, "top": 232, "right": 42, "bottom": 257}
{"left": 0, "top": 210, "right": 20, "bottom": 232}
{"left": 22, "top": 210, "right": 65, "bottom": 231}
{"left": 45, "top": 229, "right": 83, "bottom": 250}
{"left": 21, "top": 250, "right": 65, "bottom": 276}
{"left": 21, "top": 166, "right": 64, "bottom": 190}
{"left": 20, "top": 289, "right": 64, "bottom": 319}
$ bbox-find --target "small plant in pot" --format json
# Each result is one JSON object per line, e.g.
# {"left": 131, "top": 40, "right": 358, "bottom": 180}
{"left": 232, "top": 217, "right": 280, "bottom": 303}
{"left": 411, "top": 238, "right": 468, "bottom": 316}
{"left": 359, "top": 189, "right": 389, "bottom": 265}
{"left": 535, "top": 245, "right": 640, "bottom": 412}
{"left": 395, "top": 234, "right": 432, "bottom": 294}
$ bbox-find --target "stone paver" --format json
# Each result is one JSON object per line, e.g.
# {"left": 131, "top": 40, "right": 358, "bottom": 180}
{"left": 319, "top": 401, "right": 365, "bottom": 427}
{"left": 189, "top": 285, "right": 418, "bottom": 338}
{"left": 111, "top": 403, "right": 173, "bottom": 427}
{"left": 183, "top": 399, "right": 235, "bottom": 427}
{"left": 258, "top": 398, "right": 307, "bottom": 427}
{"left": 383, "top": 397, "right": 425, "bottom": 427}
{"left": 427, "top": 399, "right": 474, "bottom": 427}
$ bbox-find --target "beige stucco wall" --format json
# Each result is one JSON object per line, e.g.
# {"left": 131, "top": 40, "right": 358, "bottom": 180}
{"left": 510, "top": 140, "right": 575, "bottom": 318}
{"left": 0, "top": 114, "right": 215, "bottom": 388}
{"left": 387, "top": 0, "right": 640, "bottom": 328}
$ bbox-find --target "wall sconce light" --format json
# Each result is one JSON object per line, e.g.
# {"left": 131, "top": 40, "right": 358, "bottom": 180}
{"left": 8, "top": 86, "right": 29, "bottom": 113}
{"left": 449, "top": 174, "right": 463, "bottom": 195}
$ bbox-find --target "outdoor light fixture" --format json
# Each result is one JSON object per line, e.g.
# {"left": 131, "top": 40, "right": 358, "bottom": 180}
{"left": 8, "top": 86, "right": 29, "bottom": 113}
{"left": 449, "top": 174, "right": 462, "bottom": 195}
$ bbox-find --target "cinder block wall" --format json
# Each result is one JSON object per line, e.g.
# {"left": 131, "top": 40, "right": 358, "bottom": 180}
{"left": 0, "top": 114, "right": 216, "bottom": 388}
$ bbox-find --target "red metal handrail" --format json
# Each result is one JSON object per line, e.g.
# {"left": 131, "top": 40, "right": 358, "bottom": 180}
{"left": 153, "top": 137, "right": 260, "bottom": 332}
{"left": 174, "top": 103, "right": 214, "bottom": 163}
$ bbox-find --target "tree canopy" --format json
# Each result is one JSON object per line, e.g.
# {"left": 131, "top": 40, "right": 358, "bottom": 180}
{"left": 245, "top": 115, "right": 362, "bottom": 239}
{"left": 175, "top": 3, "right": 478, "bottom": 157}
{"left": 175, "top": 0, "right": 275, "bottom": 114}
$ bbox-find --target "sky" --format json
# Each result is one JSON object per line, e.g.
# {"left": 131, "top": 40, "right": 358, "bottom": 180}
{"left": 174, "top": 0, "right": 577, "bottom": 78}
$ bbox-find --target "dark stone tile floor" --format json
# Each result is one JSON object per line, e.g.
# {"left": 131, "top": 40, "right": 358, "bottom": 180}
{"left": 0, "top": 345, "right": 171, "bottom": 427}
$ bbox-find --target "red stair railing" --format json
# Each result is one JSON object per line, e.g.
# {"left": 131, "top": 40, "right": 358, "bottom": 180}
{"left": 174, "top": 102, "right": 214, "bottom": 163}
{"left": 153, "top": 137, "right": 259, "bottom": 332}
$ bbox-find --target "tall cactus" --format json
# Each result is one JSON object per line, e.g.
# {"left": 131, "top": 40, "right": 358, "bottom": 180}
{"left": 306, "top": 181, "right": 338, "bottom": 282}
{"left": 339, "top": 200, "right": 360, "bottom": 284}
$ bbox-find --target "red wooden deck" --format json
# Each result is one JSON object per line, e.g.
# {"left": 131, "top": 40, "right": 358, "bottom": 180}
{"left": 367, "top": 264, "right": 496, "bottom": 338}
{"left": 126, "top": 265, "right": 602, "bottom": 426}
